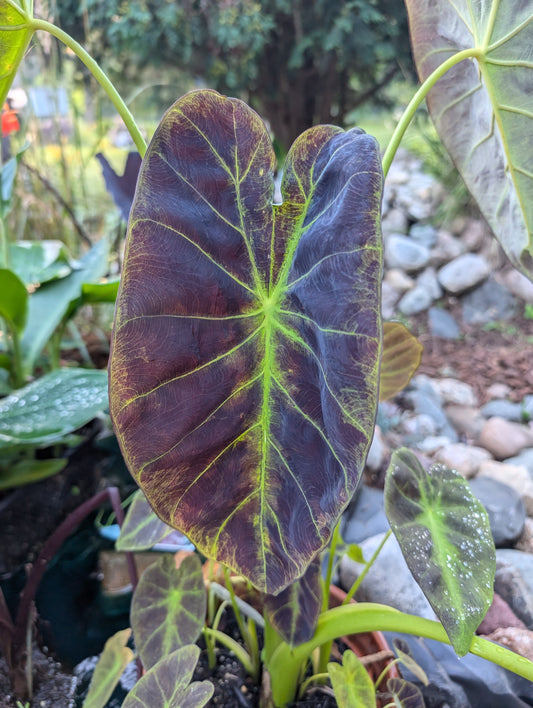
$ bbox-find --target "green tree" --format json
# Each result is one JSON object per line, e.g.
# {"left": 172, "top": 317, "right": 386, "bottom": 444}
{"left": 56, "top": 0, "right": 412, "bottom": 151}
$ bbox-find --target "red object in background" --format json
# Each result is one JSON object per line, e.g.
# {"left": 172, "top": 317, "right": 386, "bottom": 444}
{"left": 2, "top": 103, "right": 20, "bottom": 136}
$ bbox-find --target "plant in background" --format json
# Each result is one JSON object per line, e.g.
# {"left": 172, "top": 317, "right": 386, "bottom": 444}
{"left": 1, "top": 0, "right": 532, "bottom": 706}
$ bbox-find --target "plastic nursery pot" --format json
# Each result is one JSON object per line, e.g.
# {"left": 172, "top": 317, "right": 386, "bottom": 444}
{"left": 328, "top": 584, "right": 399, "bottom": 702}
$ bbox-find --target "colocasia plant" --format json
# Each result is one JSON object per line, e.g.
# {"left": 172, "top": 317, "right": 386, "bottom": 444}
{"left": 1, "top": 0, "right": 533, "bottom": 706}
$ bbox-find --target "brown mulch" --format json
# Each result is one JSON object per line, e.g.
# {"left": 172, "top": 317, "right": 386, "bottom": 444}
{"left": 409, "top": 310, "right": 533, "bottom": 405}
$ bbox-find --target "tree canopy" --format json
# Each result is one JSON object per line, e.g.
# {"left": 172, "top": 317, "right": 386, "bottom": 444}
{"left": 57, "top": 0, "right": 412, "bottom": 150}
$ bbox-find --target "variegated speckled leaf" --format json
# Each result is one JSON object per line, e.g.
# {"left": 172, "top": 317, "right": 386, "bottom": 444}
{"left": 130, "top": 554, "right": 205, "bottom": 670}
{"left": 406, "top": 0, "right": 533, "bottom": 277}
{"left": 109, "top": 89, "right": 383, "bottom": 595}
{"left": 384, "top": 448, "right": 495, "bottom": 656}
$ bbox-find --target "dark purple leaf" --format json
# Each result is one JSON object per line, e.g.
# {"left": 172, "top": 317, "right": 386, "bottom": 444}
{"left": 96, "top": 152, "right": 142, "bottom": 221}
{"left": 109, "top": 89, "right": 383, "bottom": 594}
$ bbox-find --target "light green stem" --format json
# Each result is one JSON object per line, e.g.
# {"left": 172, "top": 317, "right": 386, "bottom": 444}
{"left": 203, "top": 626, "right": 255, "bottom": 676}
{"left": 344, "top": 529, "right": 391, "bottom": 604}
{"left": 382, "top": 48, "right": 480, "bottom": 177}
{"left": 267, "top": 603, "right": 533, "bottom": 707}
{"left": 29, "top": 19, "right": 147, "bottom": 157}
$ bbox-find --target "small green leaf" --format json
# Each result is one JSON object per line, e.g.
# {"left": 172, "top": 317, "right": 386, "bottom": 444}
{"left": 81, "top": 278, "right": 120, "bottom": 304}
{"left": 328, "top": 649, "right": 375, "bottom": 708}
{"left": 83, "top": 628, "right": 134, "bottom": 708}
{"left": 0, "top": 1, "right": 33, "bottom": 109}
{"left": 263, "top": 556, "right": 322, "bottom": 646}
{"left": 346, "top": 543, "right": 365, "bottom": 564}
{"left": 131, "top": 554, "right": 206, "bottom": 670}
{"left": 0, "top": 268, "right": 28, "bottom": 335}
{"left": 384, "top": 448, "right": 495, "bottom": 656}
{"left": 0, "top": 368, "right": 108, "bottom": 449}
{"left": 384, "top": 677, "right": 425, "bottom": 708}
{"left": 379, "top": 322, "right": 423, "bottom": 401}
{"left": 9, "top": 240, "right": 77, "bottom": 286}
{"left": 0, "top": 456, "right": 67, "bottom": 490}
{"left": 116, "top": 489, "right": 175, "bottom": 551}
{"left": 121, "top": 645, "right": 213, "bottom": 708}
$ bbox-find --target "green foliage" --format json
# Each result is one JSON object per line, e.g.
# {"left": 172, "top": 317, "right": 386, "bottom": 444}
{"left": 328, "top": 649, "right": 375, "bottom": 707}
{"left": 82, "top": 629, "right": 134, "bottom": 708}
{"left": 56, "top": 0, "right": 412, "bottom": 149}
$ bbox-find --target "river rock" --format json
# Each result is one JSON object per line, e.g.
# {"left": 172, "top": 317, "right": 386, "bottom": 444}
{"left": 428, "top": 307, "right": 461, "bottom": 339}
{"left": 495, "top": 550, "right": 533, "bottom": 628}
{"left": 482, "top": 400, "right": 525, "bottom": 422}
{"left": 486, "top": 627, "right": 533, "bottom": 662}
{"left": 417, "top": 266, "right": 442, "bottom": 300}
{"left": 434, "top": 443, "right": 492, "bottom": 479}
{"left": 384, "top": 268, "right": 414, "bottom": 292}
{"left": 515, "top": 518, "right": 533, "bottom": 554}
{"left": 462, "top": 276, "right": 518, "bottom": 324}
{"left": 339, "top": 532, "right": 437, "bottom": 620}
{"left": 381, "top": 280, "right": 401, "bottom": 319}
{"left": 486, "top": 383, "right": 513, "bottom": 400}
{"left": 385, "top": 234, "right": 431, "bottom": 272}
{"left": 366, "top": 425, "right": 389, "bottom": 472}
{"left": 444, "top": 404, "right": 485, "bottom": 439}
{"left": 381, "top": 207, "right": 408, "bottom": 235}
{"left": 430, "top": 229, "right": 466, "bottom": 265}
{"left": 498, "top": 268, "right": 533, "bottom": 304}
{"left": 398, "top": 284, "right": 434, "bottom": 315}
{"left": 468, "top": 477, "right": 525, "bottom": 547}
{"left": 431, "top": 378, "right": 478, "bottom": 407}
{"left": 477, "top": 593, "right": 526, "bottom": 635}
{"left": 477, "top": 418, "right": 533, "bottom": 459}
{"left": 437, "top": 253, "right": 490, "bottom": 294}
{"left": 506, "top": 448, "right": 533, "bottom": 476}
{"left": 477, "top": 460, "right": 533, "bottom": 515}
{"left": 341, "top": 484, "right": 389, "bottom": 544}
{"left": 409, "top": 222, "right": 438, "bottom": 248}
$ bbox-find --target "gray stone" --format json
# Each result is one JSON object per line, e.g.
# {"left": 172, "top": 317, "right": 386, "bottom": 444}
{"left": 381, "top": 280, "right": 401, "bottom": 320}
{"left": 498, "top": 268, "right": 533, "bottom": 304}
{"left": 385, "top": 234, "right": 431, "bottom": 273}
{"left": 366, "top": 426, "right": 389, "bottom": 472}
{"left": 477, "top": 459, "right": 533, "bottom": 515}
{"left": 416, "top": 267, "right": 442, "bottom": 300}
{"left": 460, "top": 218, "right": 489, "bottom": 252}
{"left": 431, "top": 378, "right": 478, "bottom": 407}
{"left": 409, "top": 223, "right": 438, "bottom": 248}
{"left": 437, "top": 253, "right": 490, "bottom": 294}
{"left": 384, "top": 268, "right": 414, "bottom": 293}
{"left": 428, "top": 307, "right": 461, "bottom": 339}
{"left": 430, "top": 229, "right": 466, "bottom": 266}
{"left": 444, "top": 404, "right": 485, "bottom": 439}
{"left": 481, "top": 399, "right": 524, "bottom": 422}
{"left": 468, "top": 477, "right": 525, "bottom": 547}
{"left": 398, "top": 284, "right": 434, "bottom": 315}
{"left": 339, "top": 532, "right": 437, "bottom": 620}
{"left": 495, "top": 550, "right": 533, "bottom": 628}
{"left": 462, "top": 276, "right": 518, "bottom": 324}
{"left": 506, "top": 448, "right": 533, "bottom": 476}
{"left": 486, "top": 383, "right": 512, "bottom": 400}
{"left": 341, "top": 484, "right": 389, "bottom": 544}
{"left": 381, "top": 207, "right": 408, "bottom": 235}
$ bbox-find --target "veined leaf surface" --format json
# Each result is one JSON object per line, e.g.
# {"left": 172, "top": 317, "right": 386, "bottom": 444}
{"left": 0, "top": 1, "right": 33, "bottom": 108}
{"left": 406, "top": 0, "right": 533, "bottom": 276}
{"left": 109, "top": 89, "right": 383, "bottom": 594}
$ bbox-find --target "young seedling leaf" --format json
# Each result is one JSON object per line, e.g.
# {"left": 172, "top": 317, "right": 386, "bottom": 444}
{"left": 0, "top": 268, "right": 28, "bottom": 335}
{"left": 405, "top": 0, "right": 533, "bottom": 277}
{"left": 83, "top": 628, "right": 134, "bottom": 708}
{"left": 131, "top": 554, "right": 206, "bottom": 670}
{"left": 384, "top": 677, "right": 425, "bottom": 708}
{"left": 121, "top": 645, "right": 213, "bottom": 708}
{"left": 263, "top": 556, "right": 322, "bottom": 646}
{"left": 379, "top": 322, "right": 422, "bottom": 401}
{"left": 0, "top": 368, "right": 108, "bottom": 448}
{"left": 109, "top": 89, "right": 383, "bottom": 594}
{"left": 328, "top": 649, "right": 375, "bottom": 708}
{"left": 391, "top": 638, "right": 428, "bottom": 685}
{"left": 384, "top": 448, "right": 495, "bottom": 656}
{"left": 0, "top": 1, "right": 33, "bottom": 108}
{"left": 346, "top": 543, "right": 365, "bottom": 564}
{"left": 116, "top": 489, "right": 175, "bottom": 551}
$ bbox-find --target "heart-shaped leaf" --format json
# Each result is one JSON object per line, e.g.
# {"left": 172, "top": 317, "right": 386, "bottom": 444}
{"left": 328, "top": 649, "right": 375, "bottom": 708}
{"left": 263, "top": 556, "right": 322, "bottom": 646}
{"left": 9, "top": 240, "right": 77, "bottom": 286}
{"left": 384, "top": 448, "right": 495, "bottom": 656}
{"left": 384, "top": 677, "right": 425, "bottom": 708}
{"left": 116, "top": 489, "right": 175, "bottom": 552}
{"left": 121, "top": 645, "right": 213, "bottom": 708}
{"left": 83, "top": 628, "right": 134, "bottom": 708}
{"left": 0, "top": 1, "right": 33, "bottom": 108}
{"left": 0, "top": 368, "right": 108, "bottom": 448}
{"left": 391, "top": 638, "right": 428, "bottom": 686}
{"left": 405, "top": 0, "right": 533, "bottom": 276}
{"left": 131, "top": 554, "right": 206, "bottom": 670}
{"left": 109, "top": 89, "right": 383, "bottom": 594}
{"left": 379, "top": 322, "right": 422, "bottom": 401}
